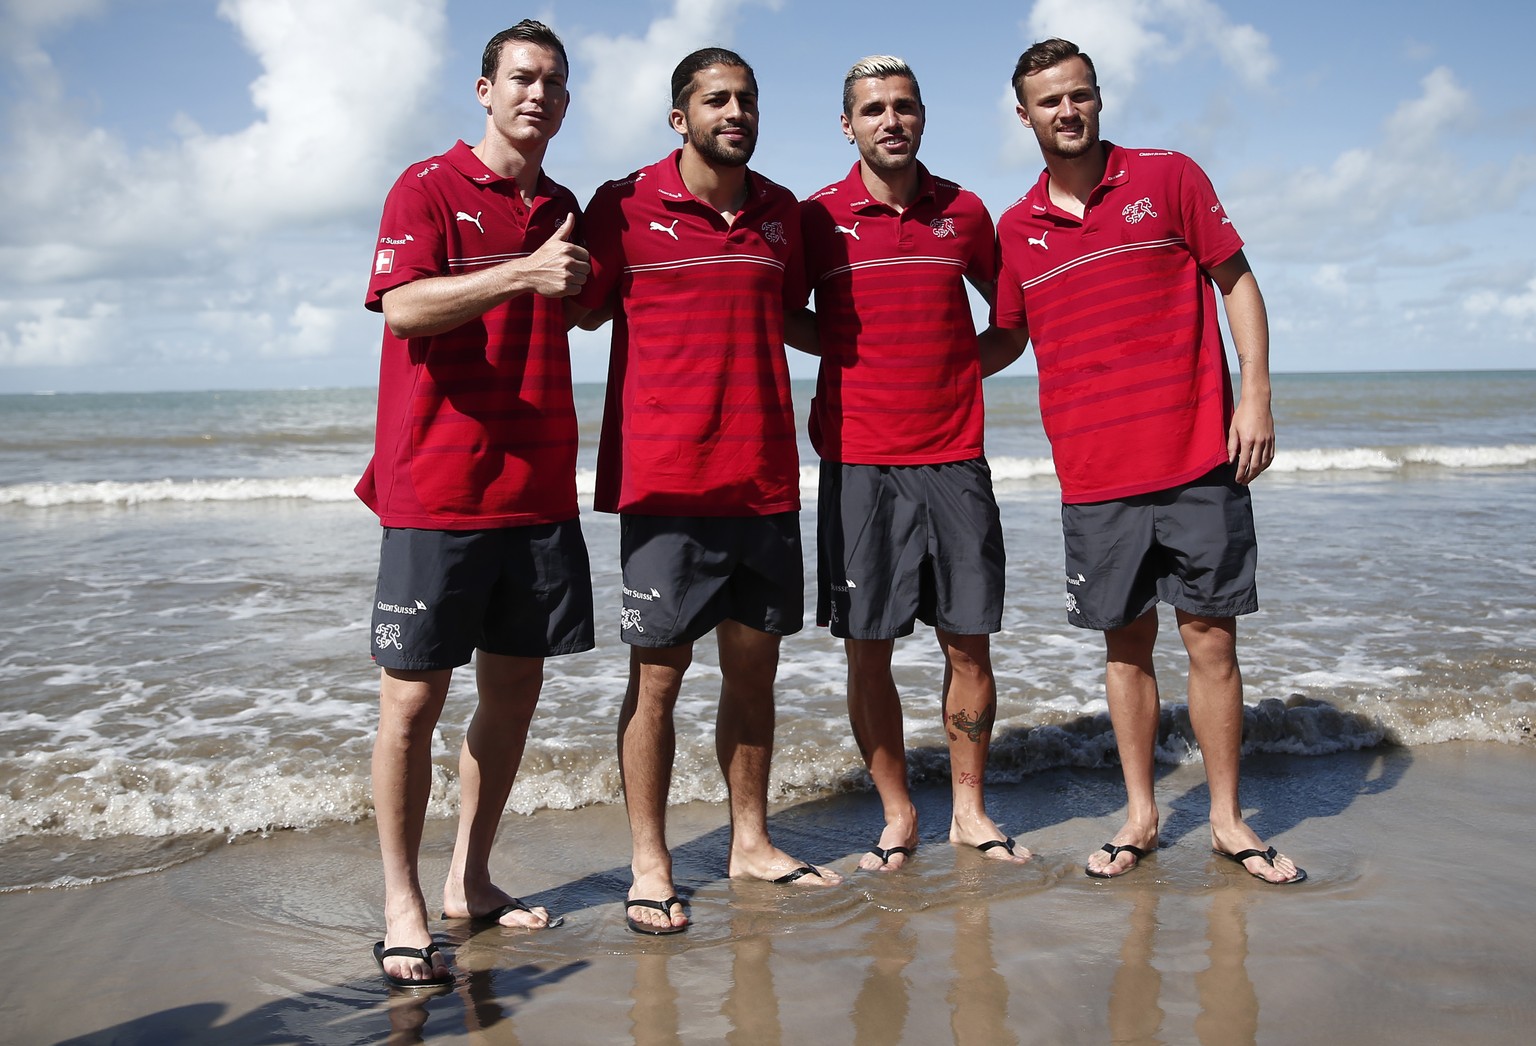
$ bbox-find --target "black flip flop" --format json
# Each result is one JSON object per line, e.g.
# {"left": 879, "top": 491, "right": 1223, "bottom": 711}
{"left": 625, "top": 896, "right": 687, "bottom": 935}
{"left": 373, "top": 941, "right": 453, "bottom": 989}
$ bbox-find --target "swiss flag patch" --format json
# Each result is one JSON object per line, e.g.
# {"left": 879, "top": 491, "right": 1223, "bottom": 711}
{"left": 374, "top": 249, "right": 395, "bottom": 275}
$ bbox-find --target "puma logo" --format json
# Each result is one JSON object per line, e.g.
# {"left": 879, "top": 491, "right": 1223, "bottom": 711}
{"left": 1028, "top": 231, "right": 1049, "bottom": 250}
{"left": 649, "top": 220, "right": 680, "bottom": 240}
{"left": 834, "top": 222, "right": 860, "bottom": 240}
{"left": 455, "top": 211, "right": 484, "bottom": 234}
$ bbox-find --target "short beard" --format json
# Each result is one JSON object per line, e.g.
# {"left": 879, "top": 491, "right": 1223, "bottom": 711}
{"left": 686, "top": 122, "right": 755, "bottom": 167}
{"left": 858, "top": 139, "right": 917, "bottom": 173}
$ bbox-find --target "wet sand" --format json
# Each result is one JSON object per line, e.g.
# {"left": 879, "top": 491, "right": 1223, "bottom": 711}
{"left": 10, "top": 741, "right": 1535, "bottom": 1045}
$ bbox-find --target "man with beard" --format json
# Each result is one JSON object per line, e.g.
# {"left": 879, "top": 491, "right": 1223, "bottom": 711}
{"left": 984, "top": 38, "right": 1303, "bottom": 884}
{"left": 359, "top": 20, "right": 594, "bottom": 989}
{"left": 798, "top": 57, "right": 1028, "bottom": 873}
{"left": 575, "top": 47, "right": 843, "bottom": 935}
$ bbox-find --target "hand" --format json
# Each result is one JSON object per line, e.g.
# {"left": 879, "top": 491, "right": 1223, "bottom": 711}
{"left": 521, "top": 212, "right": 590, "bottom": 297}
{"left": 1227, "top": 396, "right": 1275, "bottom": 484}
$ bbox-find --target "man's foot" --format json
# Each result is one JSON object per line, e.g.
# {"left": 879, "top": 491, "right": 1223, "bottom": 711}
{"left": 950, "top": 813, "right": 1032, "bottom": 864}
{"left": 728, "top": 844, "right": 844, "bottom": 886}
{"left": 380, "top": 893, "right": 450, "bottom": 986}
{"left": 1211, "top": 823, "right": 1305, "bottom": 884}
{"left": 625, "top": 895, "right": 688, "bottom": 935}
{"left": 373, "top": 940, "right": 453, "bottom": 989}
{"left": 1211, "top": 825, "right": 1306, "bottom": 884}
{"left": 858, "top": 821, "right": 917, "bottom": 872}
{"left": 1085, "top": 841, "right": 1152, "bottom": 879}
{"left": 626, "top": 869, "right": 688, "bottom": 934}
{"left": 442, "top": 884, "right": 557, "bottom": 929}
{"left": 1085, "top": 824, "right": 1159, "bottom": 878}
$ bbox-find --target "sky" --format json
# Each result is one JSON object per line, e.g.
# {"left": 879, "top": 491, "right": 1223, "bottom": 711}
{"left": 1, "top": 0, "right": 1532, "bottom": 393}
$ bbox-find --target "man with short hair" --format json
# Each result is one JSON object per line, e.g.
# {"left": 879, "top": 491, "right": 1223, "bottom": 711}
{"left": 359, "top": 20, "right": 595, "bottom": 988}
{"left": 799, "top": 56, "right": 1028, "bottom": 872}
{"left": 985, "top": 38, "right": 1303, "bottom": 884}
{"left": 575, "top": 47, "right": 843, "bottom": 935}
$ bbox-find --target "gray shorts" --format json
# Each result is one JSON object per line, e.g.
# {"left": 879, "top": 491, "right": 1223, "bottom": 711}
{"left": 618, "top": 513, "right": 804, "bottom": 647}
{"left": 817, "top": 458, "right": 1005, "bottom": 640}
{"left": 1061, "top": 464, "right": 1258, "bottom": 631}
{"left": 370, "top": 521, "right": 595, "bottom": 670}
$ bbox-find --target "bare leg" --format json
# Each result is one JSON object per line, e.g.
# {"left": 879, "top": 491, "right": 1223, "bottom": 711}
{"left": 1085, "top": 609, "right": 1163, "bottom": 877}
{"left": 441, "top": 651, "right": 554, "bottom": 927}
{"left": 619, "top": 642, "right": 691, "bottom": 931}
{"left": 846, "top": 637, "right": 917, "bottom": 871}
{"left": 939, "top": 630, "right": 1030, "bottom": 863}
{"left": 373, "top": 667, "right": 453, "bottom": 983}
{"left": 718, "top": 619, "right": 843, "bottom": 885}
{"left": 1178, "top": 611, "right": 1302, "bottom": 883}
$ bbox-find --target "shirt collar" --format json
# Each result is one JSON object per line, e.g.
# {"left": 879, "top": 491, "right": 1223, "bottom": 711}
{"left": 838, "top": 160, "right": 937, "bottom": 215}
{"left": 445, "top": 140, "right": 557, "bottom": 201}
{"left": 1027, "top": 140, "right": 1129, "bottom": 217}
{"left": 653, "top": 148, "right": 763, "bottom": 210}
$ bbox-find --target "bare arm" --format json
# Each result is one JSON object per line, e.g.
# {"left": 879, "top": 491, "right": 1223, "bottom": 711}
{"left": 977, "top": 323, "right": 1030, "bottom": 378}
{"left": 783, "top": 307, "right": 820, "bottom": 356}
{"left": 1208, "top": 249, "right": 1274, "bottom": 484}
{"left": 381, "top": 213, "right": 590, "bottom": 339}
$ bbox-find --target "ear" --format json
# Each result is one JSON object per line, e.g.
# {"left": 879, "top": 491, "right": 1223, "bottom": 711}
{"left": 669, "top": 107, "right": 687, "bottom": 137}
{"left": 476, "top": 76, "right": 493, "bottom": 113}
{"left": 839, "top": 112, "right": 854, "bottom": 143}
{"left": 1015, "top": 103, "right": 1032, "bottom": 129}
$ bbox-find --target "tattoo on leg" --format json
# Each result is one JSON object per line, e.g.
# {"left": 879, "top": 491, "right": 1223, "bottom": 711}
{"left": 958, "top": 771, "right": 980, "bottom": 788}
{"left": 947, "top": 706, "right": 995, "bottom": 743}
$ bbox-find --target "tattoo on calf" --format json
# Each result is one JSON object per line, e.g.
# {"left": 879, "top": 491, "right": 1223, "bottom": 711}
{"left": 947, "top": 706, "right": 995, "bottom": 743}
{"left": 958, "top": 771, "right": 980, "bottom": 788}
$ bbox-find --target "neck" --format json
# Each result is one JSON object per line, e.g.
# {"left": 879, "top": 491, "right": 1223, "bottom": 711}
{"left": 1043, "top": 142, "right": 1107, "bottom": 214}
{"left": 859, "top": 160, "right": 920, "bottom": 211}
{"left": 473, "top": 128, "right": 547, "bottom": 198}
{"left": 678, "top": 148, "right": 748, "bottom": 215}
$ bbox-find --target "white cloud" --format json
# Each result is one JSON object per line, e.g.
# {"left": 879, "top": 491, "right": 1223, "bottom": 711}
{"left": 0, "top": 299, "right": 118, "bottom": 367}
{"left": 1234, "top": 67, "right": 1536, "bottom": 258}
{"left": 574, "top": 0, "right": 781, "bottom": 167}
{"left": 4, "top": 0, "right": 447, "bottom": 276}
{"left": 1025, "top": 0, "right": 1274, "bottom": 91}
{"left": 0, "top": 0, "right": 449, "bottom": 382}
{"left": 1464, "top": 276, "right": 1536, "bottom": 322}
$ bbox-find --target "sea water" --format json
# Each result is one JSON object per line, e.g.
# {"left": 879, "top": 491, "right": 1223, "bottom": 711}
{"left": 0, "top": 373, "right": 1531, "bottom": 889}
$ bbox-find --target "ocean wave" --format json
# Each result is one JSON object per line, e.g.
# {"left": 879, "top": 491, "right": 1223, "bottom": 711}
{"left": 4, "top": 444, "right": 1529, "bottom": 508}
{"left": 0, "top": 476, "right": 362, "bottom": 507}
{"left": 1267, "top": 444, "right": 1536, "bottom": 473}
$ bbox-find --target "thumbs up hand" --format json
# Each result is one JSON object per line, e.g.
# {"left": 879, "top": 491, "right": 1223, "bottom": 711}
{"left": 522, "top": 212, "right": 590, "bottom": 297}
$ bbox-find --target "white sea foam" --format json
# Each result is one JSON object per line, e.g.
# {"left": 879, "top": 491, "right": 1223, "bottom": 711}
{"left": 1269, "top": 444, "right": 1536, "bottom": 473}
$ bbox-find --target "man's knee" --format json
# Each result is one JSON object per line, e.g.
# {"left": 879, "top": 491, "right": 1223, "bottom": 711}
{"left": 1105, "top": 610, "right": 1158, "bottom": 666}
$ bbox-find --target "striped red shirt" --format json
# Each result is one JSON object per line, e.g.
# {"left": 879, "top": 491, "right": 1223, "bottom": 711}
{"left": 356, "top": 141, "right": 580, "bottom": 528}
{"left": 995, "top": 145, "right": 1243, "bottom": 503}
{"left": 802, "top": 162, "right": 995, "bottom": 464}
{"left": 578, "top": 151, "right": 806, "bottom": 516}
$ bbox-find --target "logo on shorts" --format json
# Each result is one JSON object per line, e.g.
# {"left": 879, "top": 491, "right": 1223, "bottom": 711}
{"left": 830, "top": 578, "right": 858, "bottom": 592}
{"left": 1065, "top": 593, "right": 1080, "bottom": 614}
{"left": 375, "top": 623, "right": 404, "bottom": 650}
{"left": 620, "top": 608, "right": 644, "bottom": 633}
{"left": 377, "top": 600, "right": 426, "bottom": 615}
{"left": 623, "top": 586, "right": 662, "bottom": 602}
{"left": 1066, "top": 573, "right": 1085, "bottom": 586}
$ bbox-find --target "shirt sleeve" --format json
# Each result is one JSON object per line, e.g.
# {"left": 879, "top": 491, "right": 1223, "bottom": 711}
{"left": 1177, "top": 155, "right": 1244, "bottom": 271}
{"left": 574, "top": 184, "right": 622, "bottom": 313}
{"left": 992, "top": 211, "right": 1027, "bottom": 330}
{"left": 365, "top": 173, "right": 447, "bottom": 311}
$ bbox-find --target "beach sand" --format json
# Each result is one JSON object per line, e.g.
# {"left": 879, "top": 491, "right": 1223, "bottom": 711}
{"left": 10, "top": 741, "right": 1534, "bottom": 1045}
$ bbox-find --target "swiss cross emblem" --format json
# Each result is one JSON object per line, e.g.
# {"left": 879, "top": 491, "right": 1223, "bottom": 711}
{"left": 930, "top": 218, "right": 956, "bottom": 238}
{"left": 761, "top": 221, "right": 786, "bottom": 245}
{"left": 374, "top": 249, "right": 395, "bottom": 274}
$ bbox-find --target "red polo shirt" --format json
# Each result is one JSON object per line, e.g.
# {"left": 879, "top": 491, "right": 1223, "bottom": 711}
{"left": 356, "top": 141, "right": 581, "bottom": 529}
{"left": 578, "top": 150, "right": 806, "bottom": 516}
{"left": 995, "top": 144, "right": 1243, "bottom": 503}
{"left": 801, "top": 162, "right": 995, "bottom": 464}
